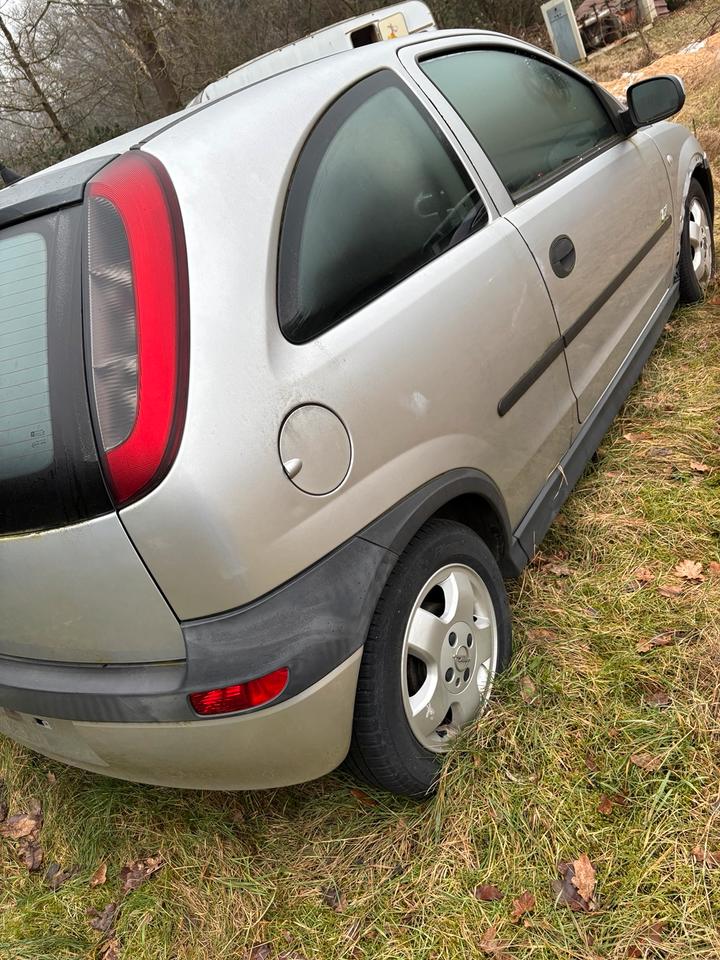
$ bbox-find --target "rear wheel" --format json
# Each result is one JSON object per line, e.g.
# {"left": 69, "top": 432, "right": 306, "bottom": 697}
{"left": 347, "top": 519, "right": 511, "bottom": 798}
{"left": 679, "top": 180, "right": 714, "bottom": 303}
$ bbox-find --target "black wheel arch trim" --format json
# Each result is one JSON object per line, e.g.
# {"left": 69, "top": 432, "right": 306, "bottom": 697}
{"left": 359, "top": 467, "right": 518, "bottom": 576}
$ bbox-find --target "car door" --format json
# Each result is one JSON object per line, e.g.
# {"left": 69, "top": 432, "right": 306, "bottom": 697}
{"left": 404, "top": 39, "right": 675, "bottom": 422}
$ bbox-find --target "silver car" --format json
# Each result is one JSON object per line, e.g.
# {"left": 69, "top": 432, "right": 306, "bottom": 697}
{"left": 0, "top": 18, "right": 713, "bottom": 798}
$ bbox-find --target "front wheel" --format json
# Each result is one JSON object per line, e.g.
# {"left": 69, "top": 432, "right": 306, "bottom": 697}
{"left": 347, "top": 519, "right": 512, "bottom": 798}
{"left": 679, "top": 179, "right": 714, "bottom": 303}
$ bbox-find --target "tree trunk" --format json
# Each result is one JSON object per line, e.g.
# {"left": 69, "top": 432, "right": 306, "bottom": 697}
{"left": 121, "top": 0, "right": 182, "bottom": 113}
{"left": 0, "top": 13, "right": 71, "bottom": 145}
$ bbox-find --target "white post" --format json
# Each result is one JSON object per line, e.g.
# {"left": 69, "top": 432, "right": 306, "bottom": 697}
{"left": 541, "top": 0, "right": 587, "bottom": 63}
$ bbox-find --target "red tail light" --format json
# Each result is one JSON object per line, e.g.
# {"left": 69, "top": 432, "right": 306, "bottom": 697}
{"left": 86, "top": 152, "right": 188, "bottom": 504}
{"left": 189, "top": 668, "right": 290, "bottom": 716}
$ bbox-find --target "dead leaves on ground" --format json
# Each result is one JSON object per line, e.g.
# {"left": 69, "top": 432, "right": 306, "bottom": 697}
{"left": 630, "top": 752, "right": 663, "bottom": 772}
{"left": 635, "top": 631, "right": 675, "bottom": 654}
{"left": 119, "top": 854, "right": 163, "bottom": 894}
{"left": 691, "top": 845, "right": 720, "bottom": 868}
{"left": 519, "top": 676, "right": 538, "bottom": 704}
{"left": 510, "top": 890, "right": 535, "bottom": 923}
{"left": 626, "top": 922, "right": 666, "bottom": 957}
{"left": 0, "top": 803, "right": 43, "bottom": 840}
{"left": 552, "top": 855, "right": 599, "bottom": 913}
{"left": 474, "top": 883, "right": 504, "bottom": 902}
{"left": 0, "top": 800, "right": 45, "bottom": 874}
{"left": 98, "top": 940, "right": 122, "bottom": 960}
{"left": 321, "top": 884, "right": 347, "bottom": 912}
{"left": 598, "top": 793, "right": 627, "bottom": 816}
{"left": 45, "top": 862, "right": 79, "bottom": 890}
{"left": 90, "top": 862, "right": 108, "bottom": 888}
{"left": 479, "top": 924, "right": 511, "bottom": 959}
{"left": 674, "top": 560, "right": 704, "bottom": 581}
{"left": 88, "top": 902, "right": 120, "bottom": 935}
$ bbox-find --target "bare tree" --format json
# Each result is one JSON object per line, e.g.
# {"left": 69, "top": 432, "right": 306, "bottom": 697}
{"left": 0, "top": 7, "right": 71, "bottom": 145}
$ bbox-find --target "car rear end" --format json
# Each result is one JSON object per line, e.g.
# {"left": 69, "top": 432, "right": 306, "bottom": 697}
{"left": 0, "top": 149, "right": 367, "bottom": 789}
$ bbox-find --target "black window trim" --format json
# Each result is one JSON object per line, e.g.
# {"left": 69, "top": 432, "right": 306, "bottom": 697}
{"left": 277, "top": 68, "right": 489, "bottom": 345}
{"left": 416, "top": 44, "right": 626, "bottom": 205}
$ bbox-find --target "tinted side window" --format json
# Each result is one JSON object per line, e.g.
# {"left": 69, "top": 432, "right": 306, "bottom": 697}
{"left": 278, "top": 71, "right": 487, "bottom": 343}
{"left": 421, "top": 50, "right": 618, "bottom": 199}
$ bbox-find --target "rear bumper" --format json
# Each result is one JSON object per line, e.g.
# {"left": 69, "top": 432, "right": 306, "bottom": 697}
{"left": 0, "top": 534, "right": 394, "bottom": 786}
{"left": 0, "top": 651, "right": 362, "bottom": 789}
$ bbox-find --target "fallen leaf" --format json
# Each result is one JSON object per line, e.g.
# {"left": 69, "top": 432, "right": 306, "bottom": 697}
{"left": 633, "top": 567, "right": 654, "bottom": 583}
{"left": 674, "top": 560, "right": 704, "bottom": 581}
{"left": 644, "top": 688, "right": 671, "bottom": 707}
{"left": 552, "top": 861, "right": 598, "bottom": 912}
{"left": 46, "top": 772, "right": 57, "bottom": 785}
{"left": 570, "top": 854, "right": 596, "bottom": 903}
{"left": 246, "top": 945, "right": 272, "bottom": 960}
{"left": 474, "top": 883, "right": 504, "bottom": 901}
{"left": 635, "top": 631, "right": 674, "bottom": 654}
{"left": 322, "top": 884, "right": 347, "bottom": 912}
{"left": 689, "top": 460, "right": 711, "bottom": 473}
{"left": 627, "top": 922, "right": 665, "bottom": 957}
{"left": 584, "top": 752, "right": 600, "bottom": 773}
{"left": 119, "top": 854, "right": 163, "bottom": 894}
{"left": 87, "top": 903, "right": 119, "bottom": 935}
{"left": 630, "top": 752, "right": 663, "bottom": 772}
{"left": 478, "top": 924, "right": 511, "bottom": 959}
{"left": 658, "top": 584, "right": 684, "bottom": 598}
{"left": 99, "top": 939, "right": 121, "bottom": 960}
{"left": 692, "top": 845, "right": 720, "bottom": 868}
{"left": 519, "top": 676, "right": 537, "bottom": 704}
{"left": 597, "top": 795, "right": 614, "bottom": 816}
{"left": 708, "top": 561, "right": 720, "bottom": 576}
{"left": 526, "top": 627, "right": 560, "bottom": 645}
{"left": 546, "top": 563, "right": 572, "bottom": 577}
{"left": 90, "top": 863, "right": 108, "bottom": 888}
{"left": 18, "top": 839, "right": 43, "bottom": 872}
{"left": 45, "top": 862, "right": 78, "bottom": 890}
{"left": 0, "top": 804, "right": 42, "bottom": 840}
{"left": 350, "top": 788, "right": 378, "bottom": 807}
{"left": 510, "top": 889, "right": 535, "bottom": 922}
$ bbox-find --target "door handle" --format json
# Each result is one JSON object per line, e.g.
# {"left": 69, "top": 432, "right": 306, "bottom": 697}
{"left": 549, "top": 235, "right": 576, "bottom": 278}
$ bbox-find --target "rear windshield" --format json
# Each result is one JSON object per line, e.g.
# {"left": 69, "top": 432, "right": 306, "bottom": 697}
{"left": 0, "top": 207, "right": 110, "bottom": 535}
{"left": 1, "top": 230, "right": 53, "bottom": 480}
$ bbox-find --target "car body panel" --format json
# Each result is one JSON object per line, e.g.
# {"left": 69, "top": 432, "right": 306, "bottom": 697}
{"left": 0, "top": 514, "right": 184, "bottom": 663}
{"left": 506, "top": 132, "right": 674, "bottom": 421}
{"left": 117, "top": 55, "right": 577, "bottom": 617}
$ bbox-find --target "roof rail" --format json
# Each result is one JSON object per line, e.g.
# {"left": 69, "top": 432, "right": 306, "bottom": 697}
{"left": 188, "top": 2, "right": 436, "bottom": 106}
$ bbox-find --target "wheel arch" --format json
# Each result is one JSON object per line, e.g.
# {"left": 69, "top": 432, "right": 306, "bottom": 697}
{"left": 360, "top": 468, "right": 522, "bottom": 578}
{"left": 691, "top": 158, "right": 714, "bottom": 222}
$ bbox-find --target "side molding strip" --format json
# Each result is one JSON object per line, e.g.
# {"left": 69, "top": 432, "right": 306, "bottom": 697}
{"left": 498, "top": 217, "right": 673, "bottom": 417}
{"left": 509, "top": 281, "right": 679, "bottom": 568}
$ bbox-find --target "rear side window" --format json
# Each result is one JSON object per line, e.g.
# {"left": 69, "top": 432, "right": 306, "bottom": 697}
{"left": 0, "top": 231, "right": 53, "bottom": 480}
{"left": 421, "top": 50, "right": 618, "bottom": 200}
{"left": 278, "top": 70, "right": 487, "bottom": 343}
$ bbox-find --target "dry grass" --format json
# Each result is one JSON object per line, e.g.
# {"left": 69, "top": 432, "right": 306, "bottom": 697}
{"left": 1, "top": 4, "right": 720, "bottom": 958}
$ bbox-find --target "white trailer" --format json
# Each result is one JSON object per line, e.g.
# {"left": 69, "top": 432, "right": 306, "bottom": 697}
{"left": 188, "top": 2, "right": 437, "bottom": 105}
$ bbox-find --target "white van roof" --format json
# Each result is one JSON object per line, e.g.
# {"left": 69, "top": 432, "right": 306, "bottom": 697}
{"left": 188, "top": 2, "right": 436, "bottom": 105}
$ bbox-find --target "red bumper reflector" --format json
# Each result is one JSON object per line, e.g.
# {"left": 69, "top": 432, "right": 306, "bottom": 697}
{"left": 189, "top": 668, "right": 289, "bottom": 716}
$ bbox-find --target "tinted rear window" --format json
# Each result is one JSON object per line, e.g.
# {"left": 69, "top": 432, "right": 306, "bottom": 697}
{"left": 0, "top": 207, "right": 111, "bottom": 535}
{"left": 0, "top": 231, "right": 53, "bottom": 480}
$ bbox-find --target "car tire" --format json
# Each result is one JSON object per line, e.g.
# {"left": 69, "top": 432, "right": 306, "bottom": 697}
{"left": 679, "top": 179, "right": 714, "bottom": 304}
{"left": 346, "top": 519, "right": 511, "bottom": 799}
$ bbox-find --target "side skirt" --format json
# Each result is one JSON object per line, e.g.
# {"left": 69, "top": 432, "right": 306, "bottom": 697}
{"left": 508, "top": 282, "right": 680, "bottom": 570}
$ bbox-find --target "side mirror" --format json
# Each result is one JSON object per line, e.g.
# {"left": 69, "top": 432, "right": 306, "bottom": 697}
{"left": 626, "top": 75, "right": 685, "bottom": 128}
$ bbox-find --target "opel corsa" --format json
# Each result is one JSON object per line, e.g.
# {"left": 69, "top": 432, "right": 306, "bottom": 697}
{"left": 0, "top": 4, "right": 714, "bottom": 797}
